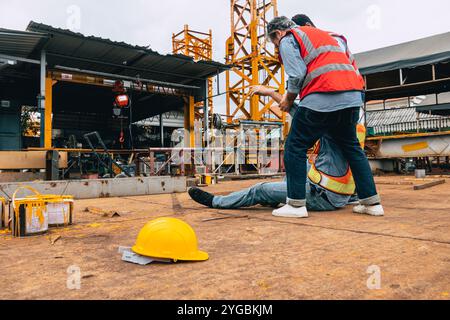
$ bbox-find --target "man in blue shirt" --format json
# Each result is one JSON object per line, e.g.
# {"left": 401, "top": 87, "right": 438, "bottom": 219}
{"left": 188, "top": 85, "right": 360, "bottom": 212}
{"left": 266, "top": 15, "right": 384, "bottom": 218}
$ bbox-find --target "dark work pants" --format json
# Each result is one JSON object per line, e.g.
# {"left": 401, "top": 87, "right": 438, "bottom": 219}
{"left": 284, "top": 106, "right": 381, "bottom": 207}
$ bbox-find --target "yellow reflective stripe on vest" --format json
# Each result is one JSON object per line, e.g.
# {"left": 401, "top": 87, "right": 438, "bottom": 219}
{"left": 357, "top": 132, "right": 366, "bottom": 148}
{"left": 308, "top": 165, "right": 356, "bottom": 196}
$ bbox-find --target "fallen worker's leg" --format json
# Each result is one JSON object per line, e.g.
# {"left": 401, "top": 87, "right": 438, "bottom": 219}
{"left": 211, "top": 182, "right": 286, "bottom": 209}
{"left": 189, "top": 182, "right": 338, "bottom": 212}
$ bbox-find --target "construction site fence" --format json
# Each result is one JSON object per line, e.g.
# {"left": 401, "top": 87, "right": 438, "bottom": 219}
{"left": 135, "top": 147, "right": 284, "bottom": 177}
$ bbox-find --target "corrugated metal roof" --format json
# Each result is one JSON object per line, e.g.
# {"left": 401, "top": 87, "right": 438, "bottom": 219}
{"left": 25, "top": 21, "right": 228, "bottom": 87}
{"left": 366, "top": 107, "right": 450, "bottom": 135}
{"left": 0, "top": 28, "right": 48, "bottom": 58}
{"left": 355, "top": 32, "right": 450, "bottom": 75}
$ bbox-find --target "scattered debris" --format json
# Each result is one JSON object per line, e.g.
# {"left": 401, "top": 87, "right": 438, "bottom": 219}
{"left": 203, "top": 214, "right": 249, "bottom": 222}
{"left": 413, "top": 179, "right": 446, "bottom": 191}
{"left": 88, "top": 223, "right": 102, "bottom": 228}
{"left": 84, "top": 206, "right": 126, "bottom": 218}
{"left": 376, "top": 181, "right": 414, "bottom": 186}
{"left": 119, "top": 246, "right": 172, "bottom": 266}
{"left": 257, "top": 280, "right": 271, "bottom": 291}
{"left": 49, "top": 235, "right": 61, "bottom": 245}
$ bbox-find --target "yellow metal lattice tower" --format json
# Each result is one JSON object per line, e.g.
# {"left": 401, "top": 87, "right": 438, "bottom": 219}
{"left": 226, "top": 0, "right": 287, "bottom": 132}
{"left": 173, "top": 25, "right": 214, "bottom": 117}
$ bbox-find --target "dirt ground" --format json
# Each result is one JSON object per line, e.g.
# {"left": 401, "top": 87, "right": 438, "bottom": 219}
{"left": 1, "top": 175, "right": 450, "bottom": 300}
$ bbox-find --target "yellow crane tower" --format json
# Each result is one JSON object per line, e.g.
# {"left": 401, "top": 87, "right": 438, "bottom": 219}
{"left": 226, "top": 0, "right": 288, "bottom": 136}
{"left": 173, "top": 25, "right": 214, "bottom": 119}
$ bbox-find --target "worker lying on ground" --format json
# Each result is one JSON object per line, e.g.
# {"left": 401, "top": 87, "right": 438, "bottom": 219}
{"left": 188, "top": 85, "right": 366, "bottom": 212}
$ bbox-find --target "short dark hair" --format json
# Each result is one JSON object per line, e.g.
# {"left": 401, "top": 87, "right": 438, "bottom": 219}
{"left": 292, "top": 14, "right": 315, "bottom": 27}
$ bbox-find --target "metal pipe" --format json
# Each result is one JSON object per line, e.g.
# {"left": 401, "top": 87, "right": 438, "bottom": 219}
{"left": 39, "top": 50, "right": 46, "bottom": 148}
{"left": 53, "top": 65, "right": 200, "bottom": 90}
{"left": 366, "top": 76, "right": 450, "bottom": 93}
{"left": 0, "top": 53, "right": 41, "bottom": 65}
{"left": 160, "top": 114, "right": 164, "bottom": 147}
{"left": 204, "top": 79, "right": 210, "bottom": 149}
{"left": 48, "top": 52, "right": 209, "bottom": 81}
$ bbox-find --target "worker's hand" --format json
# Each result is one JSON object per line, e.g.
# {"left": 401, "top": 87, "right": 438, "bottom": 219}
{"left": 249, "top": 85, "right": 276, "bottom": 97}
{"left": 279, "top": 95, "right": 292, "bottom": 113}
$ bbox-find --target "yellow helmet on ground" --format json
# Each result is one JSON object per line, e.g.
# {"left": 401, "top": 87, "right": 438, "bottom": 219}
{"left": 132, "top": 217, "right": 209, "bottom": 262}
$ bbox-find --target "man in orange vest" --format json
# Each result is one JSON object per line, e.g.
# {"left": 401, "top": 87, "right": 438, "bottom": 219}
{"left": 188, "top": 85, "right": 364, "bottom": 212}
{"left": 266, "top": 15, "right": 384, "bottom": 218}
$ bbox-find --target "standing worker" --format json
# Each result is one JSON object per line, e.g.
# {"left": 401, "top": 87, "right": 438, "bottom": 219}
{"left": 267, "top": 15, "right": 384, "bottom": 218}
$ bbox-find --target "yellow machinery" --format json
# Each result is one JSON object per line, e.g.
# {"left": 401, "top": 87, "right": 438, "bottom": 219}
{"left": 173, "top": 25, "right": 214, "bottom": 119}
{"left": 226, "top": 0, "right": 288, "bottom": 137}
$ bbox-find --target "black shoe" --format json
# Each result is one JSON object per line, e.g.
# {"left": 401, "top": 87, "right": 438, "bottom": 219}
{"left": 188, "top": 187, "right": 214, "bottom": 208}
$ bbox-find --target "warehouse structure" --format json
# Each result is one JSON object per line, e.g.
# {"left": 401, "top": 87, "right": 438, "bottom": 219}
{"left": 355, "top": 32, "right": 450, "bottom": 173}
{"left": 0, "top": 22, "right": 228, "bottom": 180}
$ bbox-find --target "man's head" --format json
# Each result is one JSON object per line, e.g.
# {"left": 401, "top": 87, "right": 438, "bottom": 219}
{"left": 267, "top": 16, "right": 296, "bottom": 47}
{"left": 292, "top": 14, "right": 316, "bottom": 27}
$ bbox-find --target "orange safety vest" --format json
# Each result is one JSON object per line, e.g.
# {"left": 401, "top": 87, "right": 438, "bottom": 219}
{"left": 282, "top": 26, "right": 365, "bottom": 100}
{"left": 308, "top": 124, "right": 367, "bottom": 196}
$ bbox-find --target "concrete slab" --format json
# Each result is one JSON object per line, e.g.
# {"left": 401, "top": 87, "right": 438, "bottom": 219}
{"left": 0, "top": 176, "right": 186, "bottom": 200}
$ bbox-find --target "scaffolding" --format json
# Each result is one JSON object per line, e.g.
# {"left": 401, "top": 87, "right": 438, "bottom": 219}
{"left": 225, "top": 0, "right": 287, "bottom": 136}
{"left": 173, "top": 25, "right": 214, "bottom": 118}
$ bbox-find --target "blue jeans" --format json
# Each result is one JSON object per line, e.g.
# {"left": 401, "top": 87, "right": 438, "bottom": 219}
{"left": 285, "top": 107, "right": 380, "bottom": 207}
{"left": 212, "top": 182, "right": 336, "bottom": 212}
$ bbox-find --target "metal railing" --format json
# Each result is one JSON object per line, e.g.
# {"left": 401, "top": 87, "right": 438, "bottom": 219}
{"left": 370, "top": 118, "right": 450, "bottom": 136}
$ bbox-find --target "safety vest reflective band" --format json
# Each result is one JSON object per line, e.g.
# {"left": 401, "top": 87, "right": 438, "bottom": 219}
{"left": 357, "top": 124, "right": 366, "bottom": 149}
{"left": 309, "top": 163, "right": 356, "bottom": 196}
{"left": 286, "top": 26, "right": 365, "bottom": 100}
{"left": 308, "top": 124, "right": 367, "bottom": 196}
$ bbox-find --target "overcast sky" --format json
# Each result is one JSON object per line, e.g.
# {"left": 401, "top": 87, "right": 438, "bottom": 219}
{"left": 1, "top": 0, "right": 449, "bottom": 113}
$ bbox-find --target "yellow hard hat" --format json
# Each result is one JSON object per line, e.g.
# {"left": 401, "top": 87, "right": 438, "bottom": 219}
{"left": 132, "top": 217, "right": 209, "bottom": 262}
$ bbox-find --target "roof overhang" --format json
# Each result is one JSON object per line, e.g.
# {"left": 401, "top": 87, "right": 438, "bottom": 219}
{"left": 416, "top": 103, "right": 450, "bottom": 116}
{"left": 25, "top": 21, "right": 229, "bottom": 91}
{"left": 0, "top": 28, "right": 49, "bottom": 59}
{"left": 356, "top": 32, "right": 450, "bottom": 76}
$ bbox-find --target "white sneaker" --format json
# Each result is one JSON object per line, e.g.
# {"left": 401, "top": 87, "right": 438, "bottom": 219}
{"left": 353, "top": 204, "right": 385, "bottom": 216}
{"left": 272, "top": 204, "right": 309, "bottom": 218}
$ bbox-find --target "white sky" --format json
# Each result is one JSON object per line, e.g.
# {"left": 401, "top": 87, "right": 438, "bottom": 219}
{"left": 1, "top": 0, "right": 450, "bottom": 113}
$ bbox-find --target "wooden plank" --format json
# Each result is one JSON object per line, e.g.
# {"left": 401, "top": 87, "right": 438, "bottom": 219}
{"left": 413, "top": 179, "right": 446, "bottom": 191}
{"left": 0, "top": 151, "right": 68, "bottom": 170}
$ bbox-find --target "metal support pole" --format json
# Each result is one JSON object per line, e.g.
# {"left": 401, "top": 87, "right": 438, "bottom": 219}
{"left": 204, "top": 82, "right": 210, "bottom": 142}
{"left": 160, "top": 114, "right": 164, "bottom": 147}
{"left": 39, "top": 50, "right": 46, "bottom": 148}
{"left": 203, "top": 81, "right": 210, "bottom": 172}
{"left": 149, "top": 151, "right": 155, "bottom": 176}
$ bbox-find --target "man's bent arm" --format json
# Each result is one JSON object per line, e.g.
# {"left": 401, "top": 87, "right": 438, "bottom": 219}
{"left": 267, "top": 90, "right": 283, "bottom": 104}
{"left": 279, "top": 35, "right": 307, "bottom": 95}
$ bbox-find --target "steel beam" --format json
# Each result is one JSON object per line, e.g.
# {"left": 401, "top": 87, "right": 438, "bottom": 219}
{"left": 44, "top": 77, "right": 53, "bottom": 149}
{"left": 0, "top": 53, "right": 41, "bottom": 65}
{"left": 184, "top": 96, "right": 196, "bottom": 147}
{"left": 39, "top": 51, "right": 46, "bottom": 147}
